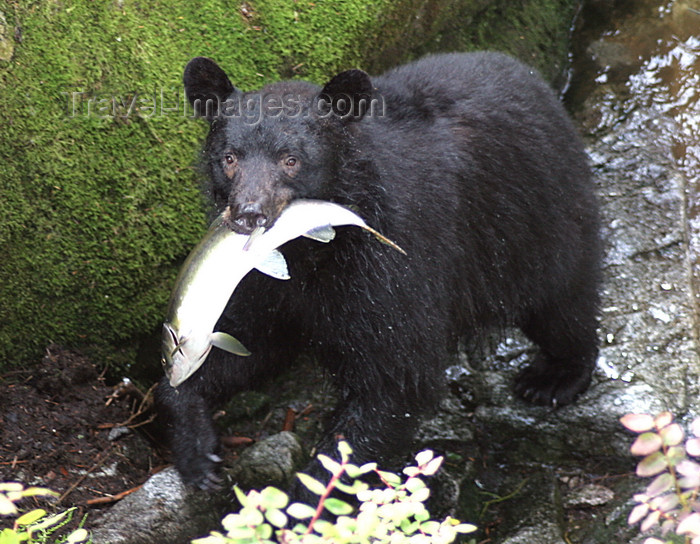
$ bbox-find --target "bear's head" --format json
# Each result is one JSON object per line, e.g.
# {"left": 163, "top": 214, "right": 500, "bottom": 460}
{"left": 183, "top": 57, "right": 375, "bottom": 234}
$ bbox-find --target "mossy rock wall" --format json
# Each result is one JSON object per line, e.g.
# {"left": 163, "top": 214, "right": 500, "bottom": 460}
{"left": 0, "top": 0, "right": 578, "bottom": 370}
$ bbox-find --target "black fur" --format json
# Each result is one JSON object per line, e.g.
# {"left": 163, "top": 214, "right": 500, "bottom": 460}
{"left": 156, "top": 52, "right": 601, "bottom": 489}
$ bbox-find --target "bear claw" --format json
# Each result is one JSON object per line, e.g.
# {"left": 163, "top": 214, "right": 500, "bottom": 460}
{"left": 514, "top": 357, "right": 592, "bottom": 408}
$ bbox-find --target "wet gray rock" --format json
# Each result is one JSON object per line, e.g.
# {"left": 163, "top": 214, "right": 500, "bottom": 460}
{"left": 89, "top": 433, "right": 304, "bottom": 544}
{"left": 482, "top": 470, "right": 565, "bottom": 544}
{"left": 588, "top": 39, "right": 637, "bottom": 71}
{"left": 225, "top": 431, "right": 305, "bottom": 490}
{"left": 501, "top": 524, "right": 567, "bottom": 544}
{"left": 90, "top": 467, "right": 229, "bottom": 544}
{"left": 563, "top": 484, "right": 615, "bottom": 509}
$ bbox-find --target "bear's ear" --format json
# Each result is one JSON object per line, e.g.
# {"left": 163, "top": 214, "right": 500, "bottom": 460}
{"left": 183, "top": 57, "right": 236, "bottom": 121}
{"left": 317, "top": 69, "right": 373, "bottom": 121}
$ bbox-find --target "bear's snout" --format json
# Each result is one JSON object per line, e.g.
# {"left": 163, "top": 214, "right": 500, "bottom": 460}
{"left": 230, "top": 202, "right": 270, "bottom": 234}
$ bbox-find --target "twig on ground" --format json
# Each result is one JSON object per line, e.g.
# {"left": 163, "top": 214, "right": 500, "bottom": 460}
{"left": 85, "top": 484, "right": 142, "bottom": 506}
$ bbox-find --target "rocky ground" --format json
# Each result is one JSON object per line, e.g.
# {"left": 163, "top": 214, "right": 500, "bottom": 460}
{"left": 0, "top": 346, "right": 160, "bottom": 532}
{"left": 0, "top": 346, "right": 330, "bottom": 541}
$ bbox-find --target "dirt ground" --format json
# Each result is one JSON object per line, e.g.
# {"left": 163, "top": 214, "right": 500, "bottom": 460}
{"left": 0, "top": 345, "right": 166, "bottom": 532}
{"left": 0, "top": 344, "right": 328, "bottom": 536}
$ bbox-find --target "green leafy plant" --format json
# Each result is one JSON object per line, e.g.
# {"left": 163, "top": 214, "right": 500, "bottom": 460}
{"left": 194, "top": 442, "right": 476, "bottom": 544}
{"left": 622, "top": 412, "right": 700, "bottom": 544}
{"left": 0, "top": 483, "right": 89, "bottom": 544}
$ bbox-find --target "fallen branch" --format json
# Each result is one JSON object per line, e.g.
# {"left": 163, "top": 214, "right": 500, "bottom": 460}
{"left": 282, "top": 407, "right": 296, "bottom": 432}
{"left": 86, "top": 484, "right": 142, "bottom": 506}
{"left": 0, "top": 458, "right": 29, "bottom": 466}
{"left": 221, "top": 436, "right": 254, "bottom": 448}
{"left": 97, "top": 412, "right": 156, "bottom": 431}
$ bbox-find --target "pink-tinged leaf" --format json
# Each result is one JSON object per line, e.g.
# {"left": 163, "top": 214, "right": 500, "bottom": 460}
{"left": 631, "top": 433, "right": 663, "bottom": 456}
{"left": 678, "top": 460, "right": 700, "bottom": 489}
{"left": 421, "top": 456, "right": 443, "bottom": 476}
{"left": 629, "top": 503, "right": 650, "bottom": 525}
{"left": 677, "top": 459, "right": 700, "bottom": 478}
{"left": 653, "top": 493, "right": 680, "bottom": 513}
{"left": 655, "top": 412, "right": 674, "bottom": 430}
{"left": 679, "top": 474, "right": 700, "bottom": 490}
{"left": 415, "top": 450, "right": 435, "bottom": 467}
{"left": 660, "top": 423, "right": 684, "bottom": 446}
{"left": 621, "top": 414, "right": 655, "bottom": 433}
{"left": 641, "top": 510, "right": 661, "bottom": 532}
{"left": 637, "top": 452, "right": 668, "bottom": 477}
{"left": 687, "top": 438, "right": 700, "bottom": 457}
{"left": 646, "top": 473, "right": 674, "bottom": 497}
{"left": 677, "top": 512, "right": 700, "bottom": 535}
{"left": 649, "top": 493, "right": 676, "bottom": 512}
{"left": 691, "top": 418, "right": 700, "bottom": 437}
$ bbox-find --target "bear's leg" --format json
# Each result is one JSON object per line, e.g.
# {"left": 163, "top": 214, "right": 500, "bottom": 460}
{"left": 290, "top": 326, "right": 447, "bottom": 503}
{"left": 515, "top": 289, "right": 599, "bottom": 407}
{"left": 156, "top": 374, "right": 222, "bottom": 489}
{"left": 155, "top": 347, "right": 278, "bottom": 488}
{"left": 290, "top": 394, "right": 423, "bottom": 505}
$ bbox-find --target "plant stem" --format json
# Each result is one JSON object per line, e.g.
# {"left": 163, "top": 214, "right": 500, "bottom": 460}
{"left": 304, "top": 464, "right": 347, "bottom": 535}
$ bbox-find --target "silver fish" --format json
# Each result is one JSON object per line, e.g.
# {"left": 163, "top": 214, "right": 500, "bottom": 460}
{"left": 162, "top": 199, "right": 404, "bottom": 387}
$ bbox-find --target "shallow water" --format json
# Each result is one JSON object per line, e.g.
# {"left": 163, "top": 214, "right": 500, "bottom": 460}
{"left": 567, "top": 0, "right": 700, "bottom": 329}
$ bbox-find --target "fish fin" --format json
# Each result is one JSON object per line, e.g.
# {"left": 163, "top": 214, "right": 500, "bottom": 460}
{"left": 303, "top": 225, "right": 336, "bottom": 243}
{"left": 210, "top": 332, "right": 252, "bottom": 357}
{"left": 254, "top": 250, "right": 291, "bottom": 280}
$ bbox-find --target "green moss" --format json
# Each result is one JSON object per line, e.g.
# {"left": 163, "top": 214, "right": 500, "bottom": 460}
{"left": 444, "top": 0, "right": 579, "bottom": 84}
{"left": 363, "top": 0, "right": 579, "bottom": 84}
{"left": 0, "top": 0, "right": 578, "bottom": 370}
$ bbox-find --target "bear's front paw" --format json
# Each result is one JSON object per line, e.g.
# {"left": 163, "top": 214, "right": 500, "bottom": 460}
{"left": 177, "top": 452, "right": 224, "bottom": 490}
{"left": 514, "top": 355, "right": 593, "bottom": 407}
{"left": 171, "top": 425, "right": 225, "bottom": 491}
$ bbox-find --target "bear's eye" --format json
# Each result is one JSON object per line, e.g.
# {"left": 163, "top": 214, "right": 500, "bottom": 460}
{"left": 222, "top": 153, "right": 238, "bottom": 178}
{"left": 282, "top": 155, "right": 301, "bottom": 176}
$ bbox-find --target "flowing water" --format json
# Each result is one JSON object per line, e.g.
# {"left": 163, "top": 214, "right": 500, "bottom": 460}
{"left": 567, "top": 0, "right": 700, "bottom": 331}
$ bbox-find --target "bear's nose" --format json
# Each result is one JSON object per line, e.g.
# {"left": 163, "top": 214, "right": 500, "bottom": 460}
{"left": 233, "top": 203, "right": 269, "bottom": 234}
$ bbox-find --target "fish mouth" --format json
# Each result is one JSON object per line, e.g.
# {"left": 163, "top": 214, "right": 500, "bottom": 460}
{"left": 161, "top": 322, "right": 184, "bottom": 371}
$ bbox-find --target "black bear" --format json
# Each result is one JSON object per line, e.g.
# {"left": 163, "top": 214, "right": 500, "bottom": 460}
{"left": 156, "top": 52, "right": 601, "bottom": 490}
